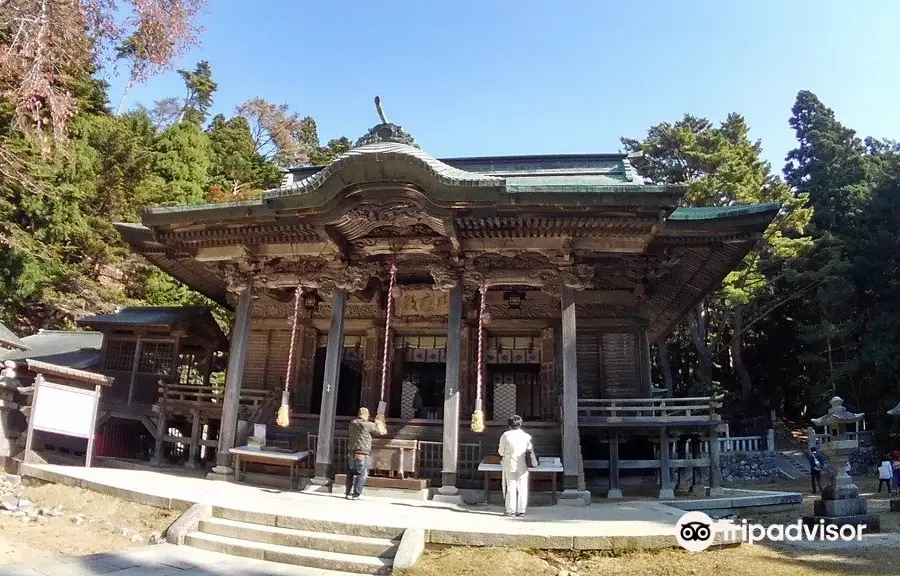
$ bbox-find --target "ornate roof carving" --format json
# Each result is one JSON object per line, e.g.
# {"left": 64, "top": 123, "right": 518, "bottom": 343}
{"left": 353, "top": 96, "right": 420, "bottom": 149}
{"left": 264, "top": 142, "right": 503, "bottom": 199}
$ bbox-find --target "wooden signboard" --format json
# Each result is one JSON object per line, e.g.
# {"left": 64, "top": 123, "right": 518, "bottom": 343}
{"left": 23, "top": 360, "right": 112, "bottom": 468}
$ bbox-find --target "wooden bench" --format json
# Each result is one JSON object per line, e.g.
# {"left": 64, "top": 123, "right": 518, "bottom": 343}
{"left": 230, "top": 446, "right": 311, "bottom": 489}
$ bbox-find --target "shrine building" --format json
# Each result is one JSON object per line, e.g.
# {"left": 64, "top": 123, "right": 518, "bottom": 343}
{"left": 112, "top": 112, "right": 779, "bottom": 500}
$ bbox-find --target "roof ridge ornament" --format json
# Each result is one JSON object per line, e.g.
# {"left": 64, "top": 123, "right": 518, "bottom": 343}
{"left": 375, "top": 96, "right": 388, "bottom": 124}
{"left": 352, "top": 96, "right": 420, "bottom": 149}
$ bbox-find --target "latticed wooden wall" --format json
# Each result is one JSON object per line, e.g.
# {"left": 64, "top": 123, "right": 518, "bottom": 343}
{"left": 102, "top": 337, "right": 177, "bottom": 404}
{"left": 576, "top": 330, "right": 643, "bottom": 399}
{"left": 309, "top": 434, "right": 483, "bottom": 488}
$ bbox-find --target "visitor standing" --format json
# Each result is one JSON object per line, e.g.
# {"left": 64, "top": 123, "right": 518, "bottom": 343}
{"left": 345, "top": 407, "right": 382, "bottom": 500}
{"left": 891, "top": 448, "right": 900, "bottom": 490}
{"left": 498, "top": 415, "right": 535, "bottom": 517}
{"left": 878, "top": 459, "right": 893, "bottom": 494}
{"left": 808, "top": 445, "right": 823, "bottom": 494}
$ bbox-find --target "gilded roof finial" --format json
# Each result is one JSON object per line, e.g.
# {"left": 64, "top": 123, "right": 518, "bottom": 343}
{"left": 375, "top": 96, "right": 388, "bottom": 125}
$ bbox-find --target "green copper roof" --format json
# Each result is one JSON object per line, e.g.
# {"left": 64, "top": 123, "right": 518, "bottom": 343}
{"left": 505, "top": 175, "right": 672, "bottom": 194}
{"left": 669, "top": 203, "right": 782, "bottom": 220}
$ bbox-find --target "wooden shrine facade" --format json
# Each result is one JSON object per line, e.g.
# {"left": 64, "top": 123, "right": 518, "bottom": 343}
{"left": 114, "top": 115, "right": 779, "bottom": 495}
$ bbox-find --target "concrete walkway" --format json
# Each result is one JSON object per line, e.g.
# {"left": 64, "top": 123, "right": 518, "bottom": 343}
{"left": 21, "top": 463, "right": 701, "bottom": 548}
{"left": 0, "top": 543, "right": 354, "bottom": 575}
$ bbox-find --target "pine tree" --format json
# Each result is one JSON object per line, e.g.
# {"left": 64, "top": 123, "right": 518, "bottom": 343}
{"left": 178, "top": 60, "right": 217, "bottom": 125}
{"left": 623, "top": 113, "right": 811, "bottom": 406}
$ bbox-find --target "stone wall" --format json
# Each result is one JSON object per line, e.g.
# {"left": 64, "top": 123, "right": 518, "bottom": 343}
{"left": 671, "top": 451, "right": 779, "bottom": 485}
{"left": 720, "top": 452, "right": 779, "bottom": 483}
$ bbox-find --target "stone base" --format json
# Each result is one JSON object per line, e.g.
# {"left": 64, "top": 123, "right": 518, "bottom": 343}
{"left": 432, "top": 493, "right": 462, "bottom": 505}
{"left": 658, "top": 488, "right": 675, "bottom": 499}
{"left": 821, "top": 485, "right": 860, "bottom": 500}
{"left": 607, "top": 488, "right": 623, "bottom": 499}
{"left": 707, "top": 487, "right": 726, "bottom": 497}
{"left": 205, "top": 469, "right": 233, "bottom": 482}
{"left": 437, "top": 484, "right": 459, "bottom": 496}
{"left": 802, "top": 514, "right": 880, "bottom": 532}
{"left": 814, "top": 497, "right": 867, "bottom": 517}
{"left": 557, "top": 489, "right": 591, "bottom": 507}
{"left": 890, "top": 498, "right": 900, "bottom": 512}
{"left": 307, "top": 476, "right": 331, "bottom": 488}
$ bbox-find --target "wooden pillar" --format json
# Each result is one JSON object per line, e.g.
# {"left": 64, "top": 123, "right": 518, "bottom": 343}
{"left": 202, "top": 348, "right": 213, "bottom": 387}
{"left": 150, "top": 389, "right": 167, "bottom": 467}
{"left": 674, "top": 435, "right": 686, "bottom": 490}
{"left": 608, "top": 430, "right": 622, "bottom": 498}
{"left": 658, "top": 426, "right": 674, "bottom": 498}
{"left": 440, "top": 283, "right": 463, "bottom": 494}
{"left": 312, "top": 289, "right": 348, "bottom": 484}
{"left": 708, "top": 426, "right": 725, "bottom": 496}
{"left": 127, "top": 335, "right": 143, "bottom": 407}
{"left": 560, "top": 286, "right": 580, "bottom": 491}
{"left": 211, "top": 286, "right": 254, "bottom": 474}
{"left": 186, "top": 408, "right": 202, "bottom": 470}
{"left": 691, "top": 435, "right": 702, "bottom": 492}
{"left": 362, "top": 325, "right": 384, "bottom": 412}
{"left": 539, "top": 327, "right": 556, "bottom": 421}
{"left": 294, "top": 326, "right": 318, "bottom": 413}
{"left": 639, "top": 327, "right": 652, "bottom": 396}
{"left": 459, "top": 325, "right": 473, "bottom": 414}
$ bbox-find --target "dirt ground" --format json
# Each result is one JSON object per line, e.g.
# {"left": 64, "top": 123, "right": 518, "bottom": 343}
{"left": 0, "top": 474, "right": 179, "bottom": 565}
{"left": 733, "top": 475, "right": 898, "bottom": 533}
{"left": 398, "top": 543, "right": 900, "bottom": 576}
{"left": 402, "top": 474, "right": 900, "bottom": 576}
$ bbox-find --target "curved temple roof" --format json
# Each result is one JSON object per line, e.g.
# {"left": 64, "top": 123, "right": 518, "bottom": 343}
{"left": 114, "top": 117, "right": 781, "bottom": 343}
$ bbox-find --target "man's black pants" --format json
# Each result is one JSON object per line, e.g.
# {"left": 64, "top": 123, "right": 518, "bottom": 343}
{"left": 811, "top": 470, "right": 822, "bottom": 493}
{"left": 346, "top": 455, "right": 369, "bottom": 498}
{"left": 879, "top": 478, "right": 892, "bottom": 493}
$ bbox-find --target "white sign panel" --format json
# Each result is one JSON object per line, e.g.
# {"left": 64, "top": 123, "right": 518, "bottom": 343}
{"left": 31, "top": 381, "right": 99, "bottom": 439}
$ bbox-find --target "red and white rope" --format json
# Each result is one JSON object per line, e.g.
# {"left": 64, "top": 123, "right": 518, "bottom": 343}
{"left": 475, "top": 284, "right": 488, "bottom": 408}
{"left": 379, "top": 264, "right": 398, "bottom": 403}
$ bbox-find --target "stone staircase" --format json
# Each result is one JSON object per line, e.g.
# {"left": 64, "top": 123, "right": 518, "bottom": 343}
{"left": 184, "top": 506, "right": 400, "bottom": 574}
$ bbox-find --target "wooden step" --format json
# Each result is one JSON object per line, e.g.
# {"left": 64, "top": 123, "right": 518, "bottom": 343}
{"left": 334, "top": 474, "right": 428, "bottom": 490}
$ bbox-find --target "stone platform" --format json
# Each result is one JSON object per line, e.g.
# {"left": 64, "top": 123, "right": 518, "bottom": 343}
{"left": 16, "top": 462, "right": 756, "bottom": 551}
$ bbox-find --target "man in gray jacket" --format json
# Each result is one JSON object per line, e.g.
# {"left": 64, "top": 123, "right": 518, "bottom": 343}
{"left": 346, "top": 407, "right": 382, "bottom": 499}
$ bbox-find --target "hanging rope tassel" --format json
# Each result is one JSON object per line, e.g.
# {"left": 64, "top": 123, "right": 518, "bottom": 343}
{"left": 375, "top": 263, "right": 398, "bottom": 435}
{"left": 471, "top": 284, "right": 488, "bottom": 433}
{"left": 277, "top": 283, "right": 304, "bottom": 428}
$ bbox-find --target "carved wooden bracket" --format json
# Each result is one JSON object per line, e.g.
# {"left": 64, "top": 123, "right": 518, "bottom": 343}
{"left": 428, "top": 264, "right": 459, "bottom": 291}
{"left": 221, "top": 260, "right": 264, "bottom": 294}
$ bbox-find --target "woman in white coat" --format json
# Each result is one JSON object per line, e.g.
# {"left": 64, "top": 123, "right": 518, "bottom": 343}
{"left": 498, "top": 414, "right": 534, "bottom": 517}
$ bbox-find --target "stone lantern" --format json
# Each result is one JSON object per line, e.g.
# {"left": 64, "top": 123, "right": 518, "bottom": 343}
{"left": 802, "top": 396, "right": 878, "bottom": 530}
{"left": 0, "top": 361, "right": 21, "bottom": 459}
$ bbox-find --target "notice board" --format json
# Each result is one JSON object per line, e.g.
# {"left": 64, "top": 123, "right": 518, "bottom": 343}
{"left": 24, "top": 377, "right": 102, "bottom": 467}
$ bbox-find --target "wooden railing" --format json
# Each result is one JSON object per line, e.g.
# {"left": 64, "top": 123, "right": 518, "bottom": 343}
{"left": 156, "top": 382, "right": 271, "bottom": 411}
{"left": 577, "top": 395, "right": 724, "bottom": 425}
{"left": 654, "top": 435, "right": 767, "bottom": 456}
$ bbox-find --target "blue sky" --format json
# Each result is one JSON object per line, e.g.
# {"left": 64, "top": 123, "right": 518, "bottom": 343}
{"left": 102, "top": 1, "right": 899, "bottom": 171}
